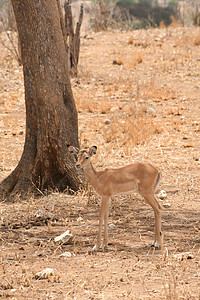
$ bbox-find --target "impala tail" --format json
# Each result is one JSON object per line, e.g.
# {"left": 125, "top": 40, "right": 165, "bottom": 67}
{"left": 155, "top": 172, "right": 162, "bottom": 193}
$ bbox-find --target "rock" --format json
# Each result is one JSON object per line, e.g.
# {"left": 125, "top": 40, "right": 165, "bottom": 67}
{"left": 104, "top": 119, "right": 111, "bottom": 124}
{"left": 173, "top": 252, "right": 194, "bottom": 261}
{"left": 45, "top": 212, "right": 53, "bottom": 219}
{"left": 36, "top": 211, "right": 53, "bottom": 220}
{"left": 110, "top": 107, "right": 118, "bottom": 112}
{"left": 109, "top": 223, "right": 115, "bottom": 229}
{"left": 147, "top": 107, "right": 156, "bottom": 116}
{"left": 54, "top": 230, "right": 73, "bottom": 244}
{"left": 84, "top": 34, "right": 94, "bottom": 40}
{"left": 113, "top": 59, "right": 123, "bottom": 65}
{"left": 163, "top": 202, "right": 171, "bottom": 208}
{"left": 35, "top": 268, "right": 54, "bottom": 279}
{"left": 157, "top": 190, "right": 167, "bottom": 200}
{"left": 59, "top": 251, "right": 72, "bottom": 258}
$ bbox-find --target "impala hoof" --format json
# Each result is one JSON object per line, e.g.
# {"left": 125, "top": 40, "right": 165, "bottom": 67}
{"left": 92, "top": 244, "right": 105, "bottom": 252}
{"left": 92, "top": 245, "right": 98, "bottom": 252}
{"left": 151, "top": 242, "right": 159, "bottom": 249}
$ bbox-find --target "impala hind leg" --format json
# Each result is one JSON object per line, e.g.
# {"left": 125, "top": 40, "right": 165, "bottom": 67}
{"left": 93, "top": 196, "right": 110, "bottom": 251}
{"left": 141, "top": 192, "right": 162, "bottom": 248}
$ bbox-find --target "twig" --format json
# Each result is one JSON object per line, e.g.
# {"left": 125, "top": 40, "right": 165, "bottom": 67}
{"left": 31, "top": 181, "right": 45, "bottom": 196}
{"left": 6, "top": 31, "right": 21, "bottom": 63}
{"left": 0, "top": 28, "right": 21, "bottom": 64}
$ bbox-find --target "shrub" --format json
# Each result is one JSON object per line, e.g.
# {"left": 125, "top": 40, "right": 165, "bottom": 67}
{"left": 115, "top": 0, "right": 178, "bottom": 28}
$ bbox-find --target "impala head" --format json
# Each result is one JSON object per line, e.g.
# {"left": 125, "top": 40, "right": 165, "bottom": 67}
{"left": 67, "top": 145, "right": 97, "bottom": 170}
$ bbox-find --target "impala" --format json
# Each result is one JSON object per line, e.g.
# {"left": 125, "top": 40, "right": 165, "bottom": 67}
{"left": 68, "top": 145, "right": 163, "bottom": 251}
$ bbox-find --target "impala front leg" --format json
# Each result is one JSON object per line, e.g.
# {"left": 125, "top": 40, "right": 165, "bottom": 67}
{"left": 93, "top": 196, "right": 109, "bottom": 251}
{"left": 103, "top": 197, "right": 111, "bottom": 249}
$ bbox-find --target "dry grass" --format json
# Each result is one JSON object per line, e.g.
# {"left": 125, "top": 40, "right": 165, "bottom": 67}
{"left": 169, "top": 15, "right": 179, "bottom": 28}
{"left": 159, "top": 20, "right": 166, "bottom": 29}
{"left": 75, "top": 91, "right": 112, "bottom": 114}
{"left": 194, "top": 32, "right": 200, "bottom": 46}
{"left": 129, "top": 52, "right": 143, "bottom": 69}
{"left": 1, "top": 26, "right": 200, "bottom": 299}
{"left": 75, "top": 93, "right": 157, "bottom": 155}
{"left": 113, "top": 56, "right": 123, "bottom": 66}
{"left": 0, "top": 191, "right": 199, "bottom": 299}
{"left": 174, "top": 29, "right": 200, "bottom": 48}
{"left": 103, "top": 104, "right": 155, "bottom": 151}
{"left": 127, "top": 36, "right": 134, "bottom": 45}
{"left": 138, "top": 77, "right": 177, "bottom": 102}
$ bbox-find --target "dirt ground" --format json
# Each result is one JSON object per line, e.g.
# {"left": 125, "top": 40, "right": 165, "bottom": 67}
{"left": 0, "top": 25, "right": 200, "bottom": 299}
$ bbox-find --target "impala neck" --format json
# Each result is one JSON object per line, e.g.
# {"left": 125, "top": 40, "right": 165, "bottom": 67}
{"left": 82, "top": 160, "right": 98, "bottom": 186}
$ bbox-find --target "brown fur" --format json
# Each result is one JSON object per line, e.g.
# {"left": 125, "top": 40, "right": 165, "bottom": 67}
{"left": 68, "top": 145, "right": 163, "bottom": 250}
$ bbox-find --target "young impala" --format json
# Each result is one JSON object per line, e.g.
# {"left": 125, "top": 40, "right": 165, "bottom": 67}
{"left": 68, "top": 145, "right": 163, "bottom": 251}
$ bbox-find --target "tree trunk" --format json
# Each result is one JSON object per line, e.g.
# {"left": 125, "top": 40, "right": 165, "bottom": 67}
{"left": 64, "top": 0, "right": 83, "bottom": 76}
{"left": 0, "top": 0, "right": 83, "bottom": 200}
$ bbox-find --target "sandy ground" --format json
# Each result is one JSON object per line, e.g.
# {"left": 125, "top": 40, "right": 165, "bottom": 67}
{"left": 0, "top": 25, "right": 200, "bottom": 299}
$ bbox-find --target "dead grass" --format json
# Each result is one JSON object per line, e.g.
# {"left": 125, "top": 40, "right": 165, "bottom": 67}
{"left": 103, "top": 104, "right": 155, "bottom": 152}
{"left": 76, "top": 99, "right": 157, "bottom": 155}
{"left": 194, "top": 32, "right": 200, "bottom": 46}
{"left": 159, "top": 20, "right": 166, "bottom": 29}
{"left": 139, "top": 77, "right": 177, "bottom": 102}
{"left": 129, "top": 52, "right": 143, "bottom": 69}
{"left": 127, "top": 36, "right": 134, "bottom": 45}
{"left": 1, "top": 26, "right": 200, "bottom": 299}
{"left": 113, "top": 56, "right": 123, "bottom": 66}
{"left": 174, "top": 29, "right": 200, "bottom": 48}
{"left": 169, "top": 15, "right": 179, "bottom": 28}
{"left": 75, "top": 90, "right": 112, "bottom": 114}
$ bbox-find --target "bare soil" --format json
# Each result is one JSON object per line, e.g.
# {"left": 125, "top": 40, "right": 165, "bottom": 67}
{"left": 0, "top": 26, "right": 200, "bottom": 299}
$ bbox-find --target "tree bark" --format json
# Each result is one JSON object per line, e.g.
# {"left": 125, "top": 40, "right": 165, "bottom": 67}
{"left": 0, "top": 0, "right": 83, "bottom": 200}
{"left": 64, "top": 0, "right": 83, "bottom": 76}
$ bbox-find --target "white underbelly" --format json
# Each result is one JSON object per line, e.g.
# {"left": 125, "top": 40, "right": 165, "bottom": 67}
{"left": 113, "top": 189, "right": 138, "bottom": 197}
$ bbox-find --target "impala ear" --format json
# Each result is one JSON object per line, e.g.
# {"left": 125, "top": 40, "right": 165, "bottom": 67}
{"left": 67, "top": 145, "right": 79, "bottom": 156}
{"left": 89, "top": 146, "right": 97, "bottom": 156}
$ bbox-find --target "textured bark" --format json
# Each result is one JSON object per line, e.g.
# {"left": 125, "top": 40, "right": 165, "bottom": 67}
{"left": 0, "top": 0, "right": 83, "bottom": 200}
{"left": 64, "top": 0, "right": 83, "bottom": 76}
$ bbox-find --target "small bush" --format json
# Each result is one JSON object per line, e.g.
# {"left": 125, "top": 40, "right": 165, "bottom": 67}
{"left": 115, "top": 0, "right": 178, "bottom": 28}
{"left": 194, "top": 33, "right": 200, "bottom": 46}
{"left": 90, "top": 0, "right": 116, "bottom": 31}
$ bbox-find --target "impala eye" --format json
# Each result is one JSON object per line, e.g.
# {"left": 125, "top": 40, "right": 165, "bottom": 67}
{"left": 85, "top": 156, "right": 89, "bottom": 160}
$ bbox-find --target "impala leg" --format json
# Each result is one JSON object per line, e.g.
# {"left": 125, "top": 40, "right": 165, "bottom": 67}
{"left": 141, "top": 192, "right": 162, "bottom": 248}
{"left": 93, "top": 196, "right": 109, "bottom": 251}
{"left": 103, "top": 197, "right": 110, "bottom": 249}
